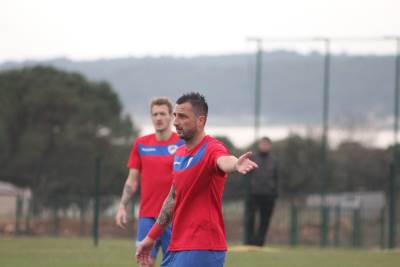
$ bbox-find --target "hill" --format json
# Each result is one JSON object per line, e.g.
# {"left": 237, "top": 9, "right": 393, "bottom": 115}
{"left": 0, "top": 51, "right": 393, "bottom": 126}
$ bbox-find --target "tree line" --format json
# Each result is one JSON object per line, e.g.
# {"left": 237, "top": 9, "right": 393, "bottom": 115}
{"left": 0, "top": 66, "right": 394, "bottom": 214}
{"left": 220, "top": 134, "right": 394, "bottom": 200}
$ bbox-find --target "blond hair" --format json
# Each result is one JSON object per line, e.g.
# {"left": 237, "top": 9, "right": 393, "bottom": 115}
{"left": 150, "top": 97, "right": 173, "bottom": 114}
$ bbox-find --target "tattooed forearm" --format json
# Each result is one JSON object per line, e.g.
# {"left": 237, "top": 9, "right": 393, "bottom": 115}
{"left": 156, "top": 186, "right": 176, "bottom": 227}
{"left": 119, "top": 184, "right": 134, "bottom": 208}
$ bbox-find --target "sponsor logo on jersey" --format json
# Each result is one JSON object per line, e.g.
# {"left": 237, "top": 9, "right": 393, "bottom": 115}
{"left": 141, "top": 147, "right": 156, "bottom": 152}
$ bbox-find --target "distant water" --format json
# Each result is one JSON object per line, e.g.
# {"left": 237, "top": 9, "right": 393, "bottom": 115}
{"left": 139, "top": 123, "right": 395, "bottom": 149}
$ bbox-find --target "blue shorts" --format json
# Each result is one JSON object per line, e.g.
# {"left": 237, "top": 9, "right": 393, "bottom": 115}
{"left": 136, "top": 217, "right": 172, "bottom": 259}
{"left": 160, "top": 250, "right": 226, "bottom": 267}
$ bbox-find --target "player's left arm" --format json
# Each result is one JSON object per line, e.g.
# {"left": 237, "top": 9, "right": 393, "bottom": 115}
{"left": 136, "top": 185, "right": 176, "bottom": 265}
{"left": 217, "top": 151, "right": 258, "bottom": 174}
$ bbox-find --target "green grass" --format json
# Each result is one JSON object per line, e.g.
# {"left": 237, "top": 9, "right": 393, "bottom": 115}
{"left": 0, "top": 237, "right": 399, "bottom": 267}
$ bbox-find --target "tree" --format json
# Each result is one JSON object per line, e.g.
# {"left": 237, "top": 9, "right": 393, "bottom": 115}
{"left": 274, "top": 134, "right": 322, "bottom": 195}
{"left": 331, "top": 141, "right": 390, "bottom": 192}
{"left": 0, "top": 66, "right": 138, "bottom": 215}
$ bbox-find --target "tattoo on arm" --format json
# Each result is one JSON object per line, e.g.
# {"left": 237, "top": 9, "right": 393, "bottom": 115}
{"left": 156, "top": 186, "right": 176, "bottom": 227}
{"left": 120, "top": 184, "right": 134, "bottom": 208}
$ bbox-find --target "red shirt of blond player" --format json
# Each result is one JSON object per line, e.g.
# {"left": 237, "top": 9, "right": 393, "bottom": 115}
{"left": 116, "top": 97, "right": 182, "bottom": 267}
{"left": 127, "top": 133, "right": 183, "bottom": 218}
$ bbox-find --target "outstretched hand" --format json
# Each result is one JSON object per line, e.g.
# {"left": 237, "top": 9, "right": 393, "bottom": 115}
{"left": 235, "top": 151, "right": 258, "bottom": 174}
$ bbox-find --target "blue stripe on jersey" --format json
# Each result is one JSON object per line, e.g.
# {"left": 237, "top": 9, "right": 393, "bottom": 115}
{"left": 173, "top": 143, "right": 207, "bottom": 171}
{"left": 138, "top": 140, "right": 184, "bottom": 156}
{"left": 176, "top": 139, "right": 185, "bottom": 146}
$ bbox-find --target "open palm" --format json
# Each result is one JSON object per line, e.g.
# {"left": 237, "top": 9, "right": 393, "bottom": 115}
{"left": 236, "top": 151, "right": 258, "bottom": 174}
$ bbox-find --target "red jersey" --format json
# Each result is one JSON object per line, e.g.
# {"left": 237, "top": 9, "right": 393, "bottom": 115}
{"left": 127, "top": 133, "right": 184, "bottom": 217}
{"left": 169, "top": 135, "right": 229, "bottom": 251}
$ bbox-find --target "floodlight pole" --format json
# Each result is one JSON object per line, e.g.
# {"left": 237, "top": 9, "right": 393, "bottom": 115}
{"left": 386, "top": 36, "right": 400, "bottom": 249}
{"left": 322, "top": 38, "right": 331, "bottom": 202}
{"left": 315, "top": 37, "right": 331, "bottom": 247}
{"left": 247, "top": 38, "right": 263, "bottom": 142}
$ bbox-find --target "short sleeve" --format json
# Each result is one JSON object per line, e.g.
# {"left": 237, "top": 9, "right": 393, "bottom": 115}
{"left": 208, "top": 141, "right": 229, "bottom": 173}
{"left": 127, "top": 139, "right": 141, "bottom": 170}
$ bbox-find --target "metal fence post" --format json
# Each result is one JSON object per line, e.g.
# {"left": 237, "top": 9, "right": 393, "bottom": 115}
{"left": 52, "top": 201, "right": 60, "bottom": 236}
{"left": 290, "top": 204, "right": 299, "bottom": 247}
{"left": 25, "top": 197, "right": 33, "bottom": 234}
{"left": 352, "top": 208, "right": 361, "bottom": 247}
{"left": 15, "top": 195, "right": 23, "bottom": 235}
{"left": 334, "top": 205, "right": 341, "bottom": 247}
{"left": 379, "top": 207, "right": 385, "bottom": 249}
{"left": 320, "top": 205, "right": 330, "bottom": 247}
{"left": 93, "top": 156, "right": 101, "bottom": 247}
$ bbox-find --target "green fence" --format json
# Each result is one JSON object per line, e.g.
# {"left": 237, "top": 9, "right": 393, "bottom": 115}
{"left": 222, "top": 198, "right": 398, "bottom": 249}
{"left": 0, "top": 158, "right": 398, "bottom": 249}
{"left": 1, "top": 193, "right": 398, "bottom": 249}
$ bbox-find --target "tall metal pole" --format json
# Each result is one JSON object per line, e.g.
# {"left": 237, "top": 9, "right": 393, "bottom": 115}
{"left": 322, "top": 38, "right": 331, "bottom": 197}
{"left": 318, "top": 38, "right": 331, "bottom": 247}
{"left": 255, "top": 40, "right": 263, "bottom": 142}
{"left": 247, "top": 38, "right": 263, "bottom": 142}
{"left": 388, "top": 36, "right": 400, "bottom": 249}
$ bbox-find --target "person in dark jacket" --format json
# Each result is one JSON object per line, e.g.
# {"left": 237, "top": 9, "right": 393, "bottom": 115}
{"left": 244, "top": 136, "right": 279, "bottom": 246}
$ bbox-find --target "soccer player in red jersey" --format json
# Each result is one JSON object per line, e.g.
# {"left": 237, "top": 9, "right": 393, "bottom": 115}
{"left": 136, "top": 92, "right": 258, "bottom": 267}
{"left": 116, "top": 97, "right": 183, "bottom": 267}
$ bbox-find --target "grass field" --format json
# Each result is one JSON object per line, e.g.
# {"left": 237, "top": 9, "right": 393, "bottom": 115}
{"left": 0, "top": 237, "right": 399, "bottom": 267}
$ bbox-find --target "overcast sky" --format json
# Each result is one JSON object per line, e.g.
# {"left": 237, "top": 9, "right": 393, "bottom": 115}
{"left": 1, "top": 0, "right": 399, "bottom": 62}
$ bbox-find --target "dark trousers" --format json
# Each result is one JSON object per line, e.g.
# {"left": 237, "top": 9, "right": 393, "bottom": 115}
{"left": 244, "top": 194, "right": 276, "bottom": 246}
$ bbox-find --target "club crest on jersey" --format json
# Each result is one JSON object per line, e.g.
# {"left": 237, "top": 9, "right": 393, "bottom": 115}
{"left": 168, "top": 145, "right": 178, "bottom": 155}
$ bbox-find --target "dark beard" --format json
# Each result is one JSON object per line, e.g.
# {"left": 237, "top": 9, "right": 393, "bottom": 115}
{"left": 180, "top": 128, "right": 196, "bottom": 141}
